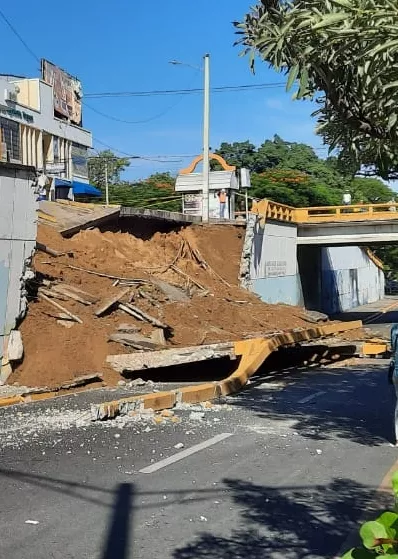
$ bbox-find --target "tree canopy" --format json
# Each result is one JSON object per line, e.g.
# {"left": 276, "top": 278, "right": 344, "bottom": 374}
{"left": 216, "top": 136, "right": 394, "bottom": 207}
{"left": 88, "top": 150, "right": 131, "bottom": 191}
{"left": 236, "top": 0, "right": 398, "bottom": 179}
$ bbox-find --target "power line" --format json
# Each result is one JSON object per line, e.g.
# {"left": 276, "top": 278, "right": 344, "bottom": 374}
{"left": 85, "top": 82, "right": 286, "bottom": 99}
{"left": 0, "top": 8, "right": 40, "bottom": 63}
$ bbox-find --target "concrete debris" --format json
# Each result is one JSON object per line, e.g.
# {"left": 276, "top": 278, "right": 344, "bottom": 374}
{"left": 174, "top": 443, "right": 184, "bottom": 450}
{"left": 316, "top": 449, "right": 323, "bottom": 455}
{"left": 25, "top": 520, "right": 40, "bottom": 525}
{"left": 302, "top": 310, "right": 329, "bottom": 324}
{"left": 107, "top": 343, "right": 235, "bottom": 374}
{"left": 95, "top": 288, "right": 131, "bottom": 317}
{"left": 152, "top": 279, "right": 190, "bottom": 302}
{"left": 189, "top": 412, "right": 205, "bottom": 421}
{"left": 7, "top": 330, "right": 24, "bottom": 362}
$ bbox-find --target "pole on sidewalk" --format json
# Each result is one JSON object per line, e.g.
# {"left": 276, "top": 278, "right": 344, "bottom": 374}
{"left": 105, "top": 160, "right": 109, "bottom": 206}
{"left": 202, "top": 54, "right": 210, "bottom": 223}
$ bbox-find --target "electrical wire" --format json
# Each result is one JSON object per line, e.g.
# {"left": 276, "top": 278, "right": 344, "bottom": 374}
{"left": 0, "top": 8, "right": 40, "bottom": 64}
{"left": 85, "top": 82, "right": 286, "bottom": 99}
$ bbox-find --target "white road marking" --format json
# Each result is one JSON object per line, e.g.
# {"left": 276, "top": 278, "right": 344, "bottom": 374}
{"left": 298, "top": 391, "right": 326, "bottom": 404}
{"left": 139, "top": 433, "right": 233, "bottom": 474}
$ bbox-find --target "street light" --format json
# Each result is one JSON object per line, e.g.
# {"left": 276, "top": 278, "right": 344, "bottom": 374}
{"left": 170, "top": 54, "right": 211, "bottom": 222}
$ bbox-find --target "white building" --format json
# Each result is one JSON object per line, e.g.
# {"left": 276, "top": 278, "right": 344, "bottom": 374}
{"left": 0, "top": 66, "right": 97, "bottom": 200}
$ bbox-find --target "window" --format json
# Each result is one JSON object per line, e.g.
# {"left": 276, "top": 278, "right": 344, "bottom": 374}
{"left": 53, "top": 136, "right": 60, "bottom": 163}
{"left": 71, "top": 143, "right": 88, "bottom": 178}
{"left": 0, "top": 117, "right": 20, "bottom": 162}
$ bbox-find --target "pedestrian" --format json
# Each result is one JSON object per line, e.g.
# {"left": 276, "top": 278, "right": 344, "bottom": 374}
{"left": 217, "top": 189, "right": 227, "bottom": 219}
{"left": 389, "top": 323, "right": 398, "bottom": 446}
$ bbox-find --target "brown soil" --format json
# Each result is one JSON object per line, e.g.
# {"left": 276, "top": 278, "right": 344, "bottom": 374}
{"left": 10, "top": 223, "right": 312, "bottom": 388}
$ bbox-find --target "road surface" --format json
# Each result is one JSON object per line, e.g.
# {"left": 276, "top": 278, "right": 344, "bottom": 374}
{"left": 1, "top": 358, "right": 397, "bottom": 559}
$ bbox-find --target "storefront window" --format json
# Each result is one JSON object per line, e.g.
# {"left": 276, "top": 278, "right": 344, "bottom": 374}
{"left": 71, "top": 143, "right": 88, "bottom": 178}
{"left": 0, "top": 117, "right": 20, "bottom": 162}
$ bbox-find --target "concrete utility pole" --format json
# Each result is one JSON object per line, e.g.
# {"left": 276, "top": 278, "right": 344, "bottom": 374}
{"left": 105, "top": 160, "right": 109, "bottom": 206}
{"left": 202, "top": 54, "right": 210, "bottom": 223}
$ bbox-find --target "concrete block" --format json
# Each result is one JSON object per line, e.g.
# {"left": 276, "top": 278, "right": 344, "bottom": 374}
{"left": 8, "top": 330, "right": 23, "bottom": 361}
{"left": 179, "top": 383, "right": 218, "bottom": 405}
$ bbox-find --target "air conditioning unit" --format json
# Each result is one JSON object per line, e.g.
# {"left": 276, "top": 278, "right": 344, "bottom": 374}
{"left": 4, "top": 89, "right": 18, "bottom": 102}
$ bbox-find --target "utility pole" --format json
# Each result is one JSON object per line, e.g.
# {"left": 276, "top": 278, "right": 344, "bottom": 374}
{"left": 202, "top": 54, "right": 210, "bottom": 223}
{"left": 105, "top": 159, "right": 109, "bottom": 206}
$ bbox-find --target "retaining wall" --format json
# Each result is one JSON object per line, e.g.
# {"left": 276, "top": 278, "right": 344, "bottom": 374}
{"left": 0, "top": 163, "right": 37, "bottom": 369}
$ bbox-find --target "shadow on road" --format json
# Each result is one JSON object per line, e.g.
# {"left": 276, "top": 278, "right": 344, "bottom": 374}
{"left": 174, "top": 478, "right": 391, "bottom": 559}
{"left": 101, "top": 483, "right": 134, "bottom": 559}
{"left": 230, "top": 361, "right": 395, "bottom": 447}
{"left": 0, "top": 467, "right": 391, "bottom": 558}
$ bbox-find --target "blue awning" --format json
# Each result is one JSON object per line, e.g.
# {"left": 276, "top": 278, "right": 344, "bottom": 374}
{"left": 72, "top": 181, "right": 102, "bottom": 197}
{"left": 54, "top": 178, "right": 72, "bottom": 187}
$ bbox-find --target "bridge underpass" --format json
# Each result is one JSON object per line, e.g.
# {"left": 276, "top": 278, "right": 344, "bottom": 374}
{"left": 245, "top": 200, "right": 397, "bottom": 314}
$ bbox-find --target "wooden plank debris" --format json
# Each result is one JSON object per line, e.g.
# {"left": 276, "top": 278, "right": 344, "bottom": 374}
{"left": 36, "top": 242, "right": 65, "bottom": 257}
{"left": 52, "top": 284, "right": 98, "bottom": 306}
{"left": 109, "top": 332, "right": 165, "bottom": 351}
{"left": 38, "top": 287, "right": 69, "bottom": 302}
{"left": 95, "top": 288, "right": 131, "bottom": 317}
{"left": 39, "top": 292, "right": 83, "bottom": 324}
{"left": 118, "top": 302, "right": 171, "bottom": 330}
{"left": 67, "top": 264, "right": 149, "bottom": 284}
{"left": 117, "top": 323, "right": 142, "bottom": 333}
{"left": 107, "top": 342, "right": 236, "bottom": 374}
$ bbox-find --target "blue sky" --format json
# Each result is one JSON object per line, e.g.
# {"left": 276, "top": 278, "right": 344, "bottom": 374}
{"left": 2, "top": 0, "right": 325, "bottom": 180}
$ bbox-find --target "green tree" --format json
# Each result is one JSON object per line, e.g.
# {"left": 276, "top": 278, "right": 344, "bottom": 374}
{"left": 88, "top": 150, "right": 130, "bottom": 191}
{"left": 349, "top": 178, "right": 395, "bottom": 203}
{"left": 107, "top": 172, "right": 182, "bottom": 212}
{"left": 236, "top": 0, "right": 398, "bottom": 179}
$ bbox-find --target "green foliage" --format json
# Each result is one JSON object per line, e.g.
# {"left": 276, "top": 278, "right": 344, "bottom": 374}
{"left": 108, "top": 172, "right": 182, "bottom": 212}
{"left": 342, "top": 474, "right": 398, "bottom": 557}
{"left": 236, "top": 0, "right": 398, "bottom": 179}
{"left": 88, "top": 150, "right": 131, "bottom": 191}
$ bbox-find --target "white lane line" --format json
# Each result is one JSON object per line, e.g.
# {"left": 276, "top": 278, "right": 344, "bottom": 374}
{"left": 139, "top": 433, "right": 233, "bottom": 474}
{"left": 298, "top": 391, "right": 326, "bottom": 404}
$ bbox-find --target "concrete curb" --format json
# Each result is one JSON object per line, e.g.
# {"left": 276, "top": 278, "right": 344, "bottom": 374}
{"left": 0, "top": 321, "right": 362, "bottom": 413}
{"left": 91, "top": 320, "right": 363, "bottom": 420}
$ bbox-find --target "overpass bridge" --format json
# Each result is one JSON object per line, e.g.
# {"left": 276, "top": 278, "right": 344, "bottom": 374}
{"left": 252, "top": 199, "right": 398, "bottom": 245}
{"left": 243, "top": 199, "right": 393, "bottom": 314}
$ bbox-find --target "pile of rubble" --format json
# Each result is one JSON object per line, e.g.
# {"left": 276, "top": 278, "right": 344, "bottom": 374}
{"left": 8, "top": 222, "right": 312, "bottom": 389}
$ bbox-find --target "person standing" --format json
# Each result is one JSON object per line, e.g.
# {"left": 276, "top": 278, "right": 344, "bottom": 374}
{"left": 217, "top": 189, "right": 227, "bottom": 219}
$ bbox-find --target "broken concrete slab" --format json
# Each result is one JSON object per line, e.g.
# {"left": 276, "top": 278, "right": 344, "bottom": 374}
{"left": 7, "top": 331, "right": 24, "bottom": 362}
{"left": 108, "top": 332, "right": 164, "bottom": 351}
{"left": 151, "top": 329, "right": 167, "bottom": 346}
{"left": 106, "top": 342, "right": 236, "bottom": 375}
{"left": 152, "top": 279, "right": 190, "bottom": 302}
{"left": 95, "top": 288, "right": 130, "bottom": 317}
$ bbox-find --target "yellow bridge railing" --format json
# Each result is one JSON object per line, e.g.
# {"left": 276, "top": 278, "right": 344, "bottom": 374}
{"left": 252, "top": 199, "right": 398, "bottom": 225}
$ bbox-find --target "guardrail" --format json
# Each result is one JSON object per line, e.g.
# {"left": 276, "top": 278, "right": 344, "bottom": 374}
{"left": 251, "top": 199, "right": 398, "bottom": 225}
{"left": 251, "top": 199, "right": 296, "bottom": 223}
{"left": 294, "top": 203, "right": 398, "bottom": 223}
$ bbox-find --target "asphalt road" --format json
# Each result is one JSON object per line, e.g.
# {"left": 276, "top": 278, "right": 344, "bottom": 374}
{"left": 1, "top": 356, "right": 398, "bottom": 559}
{"left": 336, "top": 295, "right": 398, "bottom": 339}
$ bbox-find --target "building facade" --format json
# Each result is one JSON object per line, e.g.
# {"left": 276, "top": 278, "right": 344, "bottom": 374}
{"left": 0, "top": 71, "right": 94, "bottom": 199}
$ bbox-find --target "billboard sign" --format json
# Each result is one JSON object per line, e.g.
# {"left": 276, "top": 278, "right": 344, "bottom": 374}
{"left": 41, "top": 59, "right": 82, "bottom": 126}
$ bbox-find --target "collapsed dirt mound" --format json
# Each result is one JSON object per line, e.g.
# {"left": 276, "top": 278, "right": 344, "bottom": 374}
{"left": 10, "top": 223, "right": 310, "bottom": 388}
